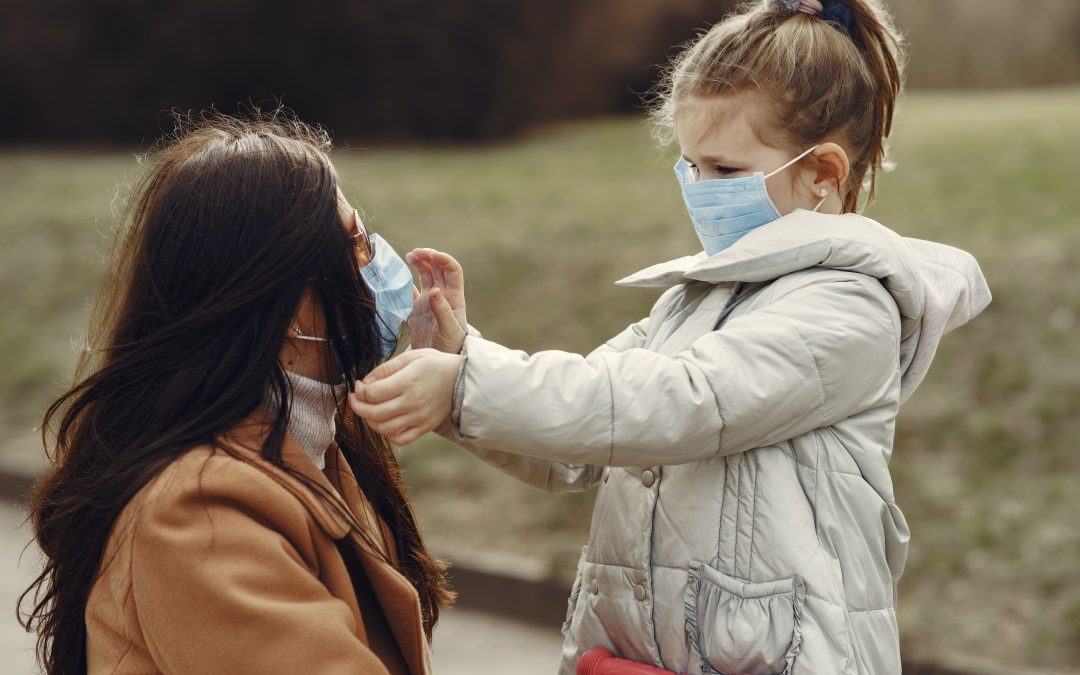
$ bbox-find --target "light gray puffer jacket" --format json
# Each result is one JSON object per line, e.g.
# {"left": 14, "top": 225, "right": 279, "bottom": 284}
{"left": 439, "top": 211, "right": 991, "bottom": 675}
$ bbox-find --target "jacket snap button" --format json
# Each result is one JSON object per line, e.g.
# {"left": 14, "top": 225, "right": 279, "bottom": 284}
{"left": 591, "top": 579, "right": 599, "bottom": 595}
{"left": 634, "top": 584, "right": 647, "bottom": 601}
{"left": 641, "top": 470, "right": 656, "bottom": 488}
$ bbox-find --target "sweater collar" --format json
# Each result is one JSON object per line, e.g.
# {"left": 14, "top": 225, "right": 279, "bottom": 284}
{"left": 264, "top": 370, "right": 348, "bottom": 469}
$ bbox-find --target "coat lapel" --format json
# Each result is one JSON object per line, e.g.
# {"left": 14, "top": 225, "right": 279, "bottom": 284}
{"left": 324, "top": 447, "right": 430, "bottom": 675}
{"left": 220, "top": 413, "right": 430, "bottom": 675}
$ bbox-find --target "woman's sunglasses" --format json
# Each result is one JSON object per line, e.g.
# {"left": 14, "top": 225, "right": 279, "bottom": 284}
{"left": 346, "top": 208, "right": 374, "bottom": 267}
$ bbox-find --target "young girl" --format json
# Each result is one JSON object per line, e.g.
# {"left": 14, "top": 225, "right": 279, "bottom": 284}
{"left": 356, "top": 1, "right": 991, "bottom": 673}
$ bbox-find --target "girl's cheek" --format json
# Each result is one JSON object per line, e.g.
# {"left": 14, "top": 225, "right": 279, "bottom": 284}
{"left": 770, "top": 181, "right": 802, "bottom": 216}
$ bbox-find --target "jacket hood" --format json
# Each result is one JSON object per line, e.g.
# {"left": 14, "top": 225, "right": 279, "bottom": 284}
{"left": 616, "top": 210, "right": 992, "bottom": 402}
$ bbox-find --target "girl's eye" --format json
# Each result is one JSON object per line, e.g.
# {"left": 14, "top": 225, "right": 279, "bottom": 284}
{"left": 685, "top": 162, "right": 741, "bottom": 180}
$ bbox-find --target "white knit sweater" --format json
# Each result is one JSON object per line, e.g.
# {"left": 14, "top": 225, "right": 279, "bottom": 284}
{"left": 265, "top": 371, "right": 348, "bottom": 469}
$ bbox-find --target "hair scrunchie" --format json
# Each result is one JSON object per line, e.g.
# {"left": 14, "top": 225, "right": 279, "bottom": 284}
{"left": 819, "top": 0, "right": 856, "bottom": 31}
{"left": 765, "top": 0, "right": 856, "bottom": 33}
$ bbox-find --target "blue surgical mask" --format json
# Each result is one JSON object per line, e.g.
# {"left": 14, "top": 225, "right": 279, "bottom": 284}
{"left": 675, "top": 145, "right": 825, "bottom": 256}
{"left": 360, "top": 233, "right": 414, "bottom": 358}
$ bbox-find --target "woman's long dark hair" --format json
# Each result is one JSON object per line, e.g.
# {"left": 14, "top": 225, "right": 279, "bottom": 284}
{"left": 18, "top": 110, "right": 453, "bottom": 674}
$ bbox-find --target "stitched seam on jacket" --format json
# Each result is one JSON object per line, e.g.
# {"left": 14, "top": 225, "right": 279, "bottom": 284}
{"left": 790, "top": 454, "right": 863, "bottom": 477}
{"left": 763, "top": 258, "right": 919, "bottom": 322}
{"left": 716, "top": 457, "right": 727, "bottom": 569}
{"left": 584, "top": 559, "right": 689, "bottom": 572}
{"left": 792, "top": 324, "right": 827, "bottom": 426}
{"left": 602, "top": 352, "right": 616, "bottom": 466}
{"left": 732, "top": 456, "right": 741, "bottom": 577}
{"left": 748, "top": 458, "right": 759, "bottom": 580}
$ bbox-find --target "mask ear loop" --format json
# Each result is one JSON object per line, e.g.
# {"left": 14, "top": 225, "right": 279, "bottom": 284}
{"left": 288, "top": 324, "right": 355, "bottom": 385}
{"left": 763, "top": 144, "right": 820, "bottom": 180}
{"left": 763, "top": 145, "right": 832, "bottom": 212}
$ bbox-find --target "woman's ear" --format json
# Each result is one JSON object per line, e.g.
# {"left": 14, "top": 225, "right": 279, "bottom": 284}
{"left": 280, "top": 285, "right": 333, "bottom": 378}
{"left": 291, "top": 285, "right": 323, "bottom": 337}
{"left": 811, "top": 142, "right": 850, "bottom": 195}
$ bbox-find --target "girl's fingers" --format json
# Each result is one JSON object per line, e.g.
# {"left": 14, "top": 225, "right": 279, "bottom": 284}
{"left": 349, "top": 390, "right": 406, "bottom": 422}
{"left": 431, "top": 289, "right": 457, "bottom": 326}
{"left": 432, "top": 252, "right": 464, "bottom": 288}
{"left": 348, "top": 393, "right": 383, "bottom": 421}
{"left": 389, "top": 423, "right": 429, "bottom": 446}
{"left": 348, "top": 392, "right": 411, "bottom": 423}
{"left": 407, "top": 252, "right": 434, "bottom": 291}
{"left": 357, "top": 375, "right": 410, "bottom": 404}
{"left": 358, "top": 406, "right": 406, "bottom": 432}
{"left": 370, "top": 413, "right": 421, "bottom": 438}
{"left": 362, "top": 350, "right": 423, "bottom": 385}
{"left": 411, "top": 249, "right": 464, "bottom": 292}
{"left": 432, "top": 262, "right": 447, "bottom": 289}
{"left": 408, "top": 248, "right": 437, "bottom": 267}
{"left": 415, "top": 261, "right": 435, "bottom": 293}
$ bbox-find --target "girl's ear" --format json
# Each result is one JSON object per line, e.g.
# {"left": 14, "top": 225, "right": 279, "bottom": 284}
{"left": 811, "top": 142, "right": 851, "bottom": 195}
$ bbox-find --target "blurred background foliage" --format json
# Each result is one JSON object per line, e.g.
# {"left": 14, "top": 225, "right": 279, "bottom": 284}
{"left": 1, "top": 0, "right": 1079, "bottom": 671}
{"left": 0, "top": 0, "right": 1078, "bottom": 143}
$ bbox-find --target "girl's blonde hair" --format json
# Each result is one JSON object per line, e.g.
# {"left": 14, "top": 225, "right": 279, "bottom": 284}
{"left": 651, "top": 0, "right": 905, "bottom": 212}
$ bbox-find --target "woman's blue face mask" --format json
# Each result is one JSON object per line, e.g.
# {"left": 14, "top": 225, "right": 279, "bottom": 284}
{"left": 290, "top": 210, "right": 415, "bottom": 380}
{"left": 357, "top": 231, "right": 414, "bottom": 358}
{"left": 675, "top": 145, "right": 825, "bottom": 256}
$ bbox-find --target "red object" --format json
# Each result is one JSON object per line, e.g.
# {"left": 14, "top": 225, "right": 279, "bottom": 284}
{"left": 576, "top": 648, "right": 684, "bottom": 675}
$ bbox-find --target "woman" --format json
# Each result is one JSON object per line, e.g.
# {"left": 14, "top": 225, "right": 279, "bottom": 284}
{"left": 19, "top": 112, "right": 459, "bottom": 675}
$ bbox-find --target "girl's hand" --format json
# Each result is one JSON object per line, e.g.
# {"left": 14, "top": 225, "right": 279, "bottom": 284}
{"left": 406, "top": 248, "right": 467, "bottom": 353}
{"left": 349, "top": 349, "right": 464, "bottom": 446}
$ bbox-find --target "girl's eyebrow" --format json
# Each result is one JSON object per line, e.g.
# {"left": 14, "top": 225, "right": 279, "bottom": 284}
{"left": 683, "top": 153, "right": 740, "bottom": 166}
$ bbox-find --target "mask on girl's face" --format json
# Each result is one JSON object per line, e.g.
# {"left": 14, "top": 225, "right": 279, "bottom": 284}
{"left": 675, "top": 145, "right": 826, "bottom": 256}
{"left": 359, "top": 233, "right": 414, "bottom": 359}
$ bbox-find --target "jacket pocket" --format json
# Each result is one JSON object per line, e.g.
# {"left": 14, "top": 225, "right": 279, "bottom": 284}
{"left": 685, "top": 561, "right": 805, "bottom": 675}
{"left": 562, "top": 546, "right": 589, "bottom": 636}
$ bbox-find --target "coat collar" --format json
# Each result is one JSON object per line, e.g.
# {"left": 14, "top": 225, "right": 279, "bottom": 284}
{"left": 219, "top": 411, "right": 430, "bottom": 675}
{"left": 615, "top": 210, "right": 993, "bottom": 404}
{"left": 615, "top": 210, "right": 926, "bottom": 340}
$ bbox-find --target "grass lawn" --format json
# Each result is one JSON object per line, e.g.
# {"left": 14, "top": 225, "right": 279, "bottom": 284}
{"left": 2, "top": 87, "right": 1078, "bottom": 669}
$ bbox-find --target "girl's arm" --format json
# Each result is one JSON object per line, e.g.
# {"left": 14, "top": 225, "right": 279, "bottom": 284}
{"left": 403, "top": 247, "right": 647, "bottom": 493}
{"left": 353, "top": 270, "right": 899, "bottom": 468}
{"left": 433, "top": 318, "right": 650, "bottom": 494}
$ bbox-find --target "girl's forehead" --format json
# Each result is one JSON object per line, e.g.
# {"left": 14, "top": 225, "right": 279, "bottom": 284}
{"left": 674, "top": 92, "right": 775, "bottom": 158}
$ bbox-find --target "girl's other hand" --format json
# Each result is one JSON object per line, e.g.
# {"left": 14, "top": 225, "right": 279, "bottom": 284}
{"left": 349, "top": 349, "right": 463, "bottom": 446}
{"left": 407, "top": 248, "right": 467, "bottom": 353}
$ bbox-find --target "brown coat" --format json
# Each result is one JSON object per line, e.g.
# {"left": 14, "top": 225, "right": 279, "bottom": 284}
{"left": 85, "top": 412, "right": 431, "bottom": 675}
